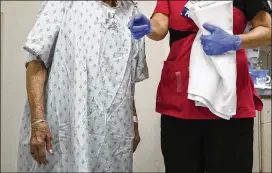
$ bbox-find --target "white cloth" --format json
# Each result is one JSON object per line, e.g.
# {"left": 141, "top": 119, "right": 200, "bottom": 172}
{"left": 185, "top": 1, "right": 237, "bottom": 120}
{"left": 18, "top": 1, "right": 148, "bottom": 172}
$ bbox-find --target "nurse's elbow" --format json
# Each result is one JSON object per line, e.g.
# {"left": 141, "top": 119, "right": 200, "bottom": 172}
{"left": 264, "top": 23, "right": 272, "bottom": 45}
{"left": 251, "top": 11, "right": 272, "bottom": 45}
{"left": 261, "top": 25, "right": 272, "bottom": 46}
{"left": 148, "top": 14, "right": 169, "bottom": 41}
{"left": 148, "top": 32, "right": 167, "bottom": 41}
{"left": 147, "top": 25, "right": 168, "bottom": 41}
{"left": 266, "top": 28, "right": 271, "bottom": 45}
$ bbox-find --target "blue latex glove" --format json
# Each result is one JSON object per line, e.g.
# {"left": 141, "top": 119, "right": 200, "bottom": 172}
{"left": 128, "top": 14, "right": 151, "bottom": 40}
{"left": 200, "top": 23, "right": 242, "bottom": 56}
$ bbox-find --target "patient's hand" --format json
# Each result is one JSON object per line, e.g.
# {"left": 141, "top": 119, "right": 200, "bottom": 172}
{"left": 133, "top": 122, "right": 141, "bottom": 153}
{"left": 30, "top": 120, "right": 53, "bottom": 166}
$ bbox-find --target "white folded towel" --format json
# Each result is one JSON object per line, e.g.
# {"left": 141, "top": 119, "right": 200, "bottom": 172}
{"left": 185, "top": 1, "right": 237, "bottom": 120}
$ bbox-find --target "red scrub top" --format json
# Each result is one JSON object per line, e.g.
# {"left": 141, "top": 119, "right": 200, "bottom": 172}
{"left": 154, "top": 0, "right": 271, "bottom": 119}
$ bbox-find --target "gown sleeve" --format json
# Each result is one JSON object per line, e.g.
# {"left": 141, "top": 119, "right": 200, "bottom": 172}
{"left": 130, "top": 37, "right": 149, "bottom": 99}
{"left": 134, "top": 38, "right": 149, "bottom": 83}
{"left": 130, "top": 2, "right": 149, "bottom": 84}
{"left": 128, "top": 2, "right": 149, "bottom": 99}
{"left": 24, "top": 1, "right": 66, "bottom": 68}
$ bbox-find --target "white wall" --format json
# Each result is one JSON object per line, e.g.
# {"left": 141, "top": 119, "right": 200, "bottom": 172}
{"left": 1, "top": 1, "right": 169, "bottom": 172}
{"left": 1, "top": 1, "right": 43, "bottom": 172}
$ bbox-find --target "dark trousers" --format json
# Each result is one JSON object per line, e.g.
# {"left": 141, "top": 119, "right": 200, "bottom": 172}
{"left": 161, "top": 115, "right": 254, "bottom": 173}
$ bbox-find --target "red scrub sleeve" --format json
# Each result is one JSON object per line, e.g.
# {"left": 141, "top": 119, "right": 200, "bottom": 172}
{"left": 152, "top": 0, "right": 169, "bottom": 17}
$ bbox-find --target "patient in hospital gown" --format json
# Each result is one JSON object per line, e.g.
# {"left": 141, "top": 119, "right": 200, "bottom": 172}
{"left": 17, "top": 1, "right": 148, "bottom": 172}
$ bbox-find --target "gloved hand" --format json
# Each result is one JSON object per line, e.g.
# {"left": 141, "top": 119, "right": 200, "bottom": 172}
{"left": 128, "top": 14, "right": 152, "bottom": 40}
{"left": 200, "top": 23, "right": 242, "bottom": 56}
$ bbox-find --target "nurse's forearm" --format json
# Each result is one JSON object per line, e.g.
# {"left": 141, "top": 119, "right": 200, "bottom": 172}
{"left": 239, "top": 26, "right": 271, "bottom": 49}
{"left": 26, "top": 60, "right": 47, "bottom": 124}
{"left": 147, "top": 13, "right": 169, "bottom": 41}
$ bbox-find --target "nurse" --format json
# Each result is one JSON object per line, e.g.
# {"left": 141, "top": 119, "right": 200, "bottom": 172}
{"left": 129, "top": 0, "right": 271, "bottom": 173}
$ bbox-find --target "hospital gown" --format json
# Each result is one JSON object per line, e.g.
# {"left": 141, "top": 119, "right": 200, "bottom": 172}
{"left": 17, "top": 1, "right": 148, "bottom": 172}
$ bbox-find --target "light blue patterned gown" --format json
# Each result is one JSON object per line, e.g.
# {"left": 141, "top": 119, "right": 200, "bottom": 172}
{"left": 17, "top": 1, "right": 148, "bottom": 172}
